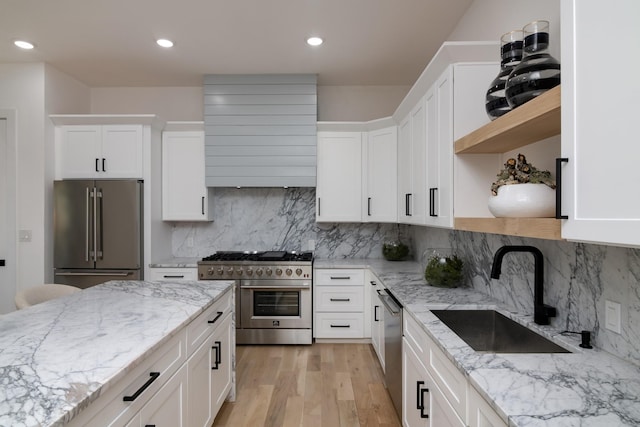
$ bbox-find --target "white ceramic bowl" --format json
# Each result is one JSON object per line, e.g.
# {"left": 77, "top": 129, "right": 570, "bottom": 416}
{"left": 488, "top": 183, "right": 555, "bottom": 218}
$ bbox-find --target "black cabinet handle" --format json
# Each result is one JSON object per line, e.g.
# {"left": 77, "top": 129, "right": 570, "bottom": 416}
{"left": 162, "top": 275, "right": 184, "bottom": 279}
{"left": 145, "top": 425, "right": 156, "bottom": 427}
{"left": 330, "top": 276, "right": 350, "bottom": 280}
{"left": 556, "top": 158, "right": 569, "bottom": 219}
{"left": 0, "top": 259, "right": 5, "bottom": 267}
{"left": 102, "top": 158, "right": 106, "bottom": 172}
{"left": 330, "top": 324, "right": 351, "bottom": 328}
{"left": 368, "top": 197, "right": 372, "bottom": 216}
{"left": 405, "top": 193, "right": 412, "bottom": 216}
{"left": 370, "top": 281, "right": 376, "bottom": 286}
{"left": 429, "top": 188, "right": 438, "bottom": 217}
{"left": 317, "top": 198, "right": 321, "bottom": 216}
{"left": 212, "top": 340, "right": 222, "bottom": 370}
{"left": 208, "top": 311, "right": 224, "bottom": 324}
{"left": 374, "top": 305, "right": 379, "bottom": 322}
{"left": 123, "top": 372, "right": 160, "bottom": 401}
{"left": 416, "top": 380, "right": 429, "bottom": 418}
{"left": 201, "top": 196, "right": 205, "bottom": 215}
{"left": 95, "top": 158, "right": 99, "bottom": 172}
{"left": 330, "top": 298, "right": 350, "bottom": 302}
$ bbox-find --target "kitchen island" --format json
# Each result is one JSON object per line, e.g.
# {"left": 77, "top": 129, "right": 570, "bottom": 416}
{"left": 0, "top": 279, "right": 234, "bottom": 427}
{"left": 315, "top": 258, "right": 640, "bottom": 426}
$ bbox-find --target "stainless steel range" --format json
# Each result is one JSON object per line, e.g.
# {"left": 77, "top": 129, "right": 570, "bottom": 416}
{"left": 198, "top": 251, "right": 313, "bottom": 345}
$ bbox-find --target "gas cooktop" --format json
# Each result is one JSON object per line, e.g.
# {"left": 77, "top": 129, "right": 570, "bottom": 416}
{"left": 201, "top": 251, "right": 313, "bottom": 263}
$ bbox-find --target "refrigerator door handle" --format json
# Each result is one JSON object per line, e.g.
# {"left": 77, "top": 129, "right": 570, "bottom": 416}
{"left": 96, "top": 188, "right": 104, "bottom": 259}
{"left": 92, "top": 187, "right": 98, "bottom": 262}
{"left": 85, "top": 187, "right": 90, "bottom": 262}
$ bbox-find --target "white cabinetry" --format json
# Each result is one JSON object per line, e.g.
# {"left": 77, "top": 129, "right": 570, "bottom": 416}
{"left": 314, "top": 269, "right": 366, "bottom": 338}
{"left": 369, "top": 274, "right": 385, "bottom": 370}
{"left": 162, "top": 127, "right": 214, "bottom": 221}
{"left": 398, "top": 98, "right": 427, "bottom": 224}
{"left": 148, "top": 267, "right": 198, "bottom": 281}
{"left": 67, "top": 290, "right": 234, "bottom": 427}
{"left": 364, "top": 126, "right": 397, "bottom": 223}
{"left": 402, "top": 313, "right": 466, "bottom": 427}
{"left": 56, "top": 125, "right": 144, "bottom": 179}
{"left": 468, "top": 386, "right": 508, "bottom": 427}
{"left": 560, "top": 0, "right": 640, "bottom": 247}
{"left": 316, "top": 132, "right": 363, "bottom": 222}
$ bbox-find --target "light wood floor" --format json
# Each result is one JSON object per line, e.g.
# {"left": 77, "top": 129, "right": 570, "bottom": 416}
{"left": 212, "top": 343, "right": 401, "bottom": 427}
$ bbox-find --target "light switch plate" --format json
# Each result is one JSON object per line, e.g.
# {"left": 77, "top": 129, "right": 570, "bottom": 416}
{"left": 605, "top": 300, "right": 621, "bottom": 334}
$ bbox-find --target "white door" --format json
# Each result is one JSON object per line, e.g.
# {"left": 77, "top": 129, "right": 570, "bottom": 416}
{"left": 0, "top": 117, "right": 17, "bottom": 314}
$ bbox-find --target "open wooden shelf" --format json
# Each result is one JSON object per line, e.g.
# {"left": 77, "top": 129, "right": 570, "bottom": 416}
{"left": 454, "top": 85, "right": 561, "bottom": 154}
{"left": 454, "top": 218, "right": 562, "bottom": 240}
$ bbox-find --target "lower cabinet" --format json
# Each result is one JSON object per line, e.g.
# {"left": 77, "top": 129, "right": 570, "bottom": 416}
{"left": 125, "top": 364, "right": 188, "bottom": 427}
{"left": 402, "top": 337, "right": 464, "bottom": 427}
{"left": 369, "top": 276, "right": 385, "bottom": 370}
{"left": 67, "top": 289, "right": 234, "bottom": 427}
{"left": 313, "top": 268, "right": 366, "bottom": 338}
{"left": 402, "top": 312, "right": 507, "bottom": 427}
{"left": 148, "top": 267, "right": 198, "bottom": 281}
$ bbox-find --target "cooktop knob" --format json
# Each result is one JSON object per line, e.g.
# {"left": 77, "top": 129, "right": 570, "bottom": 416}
{"left": 235, "top": 268, "right": 243, "bottom": 276}
{"left": 256, "top": 268, "right": 263, "bottom": 276}
{"left": 285, "top": 268, "right": 292, "bottom": 276}
{"left": 217, "top": 268, "right": 224, "bottom": 276}
{"left": 275, "top": 268, "right": 283, "bottom": 276}
{"left": 266, "top": 268, "right": 273, "bottom": 276}
{"left": 295, "top": 268, "right": 303, "bottom": 276}
{"left": 226, "top": 267, "right": 234, "bottom": 275}
{"left": 246, "top": 268, "right": 253, "bottom": 276}
{"left": 207, "top": 268, "right": 214, "bottom": 276}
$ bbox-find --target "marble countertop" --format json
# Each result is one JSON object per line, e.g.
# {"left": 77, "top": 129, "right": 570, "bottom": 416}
{"left": 0, "top": 279, "right": 234, "bottom": 427}
{"left": 148, "top": 257, "right": 200, "bottom": 268}
{"left": 315, "top": 258, "right": 640, "bottom": 426}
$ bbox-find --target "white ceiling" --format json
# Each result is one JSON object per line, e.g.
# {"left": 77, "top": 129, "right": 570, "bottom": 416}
{"left": 1, "top": 0, "right": 473, "bottom": 87}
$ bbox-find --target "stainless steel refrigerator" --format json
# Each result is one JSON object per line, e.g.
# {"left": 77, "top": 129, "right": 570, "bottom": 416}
{"left": 54, "top": 180, "right": 143, "bottom": 289}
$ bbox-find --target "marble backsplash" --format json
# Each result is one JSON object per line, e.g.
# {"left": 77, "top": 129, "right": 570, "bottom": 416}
{"left": 171, "top": 187, "right": 412, "bottom": 259}
{"left": 412, "top": 226, "right": 640, "bottom": 366}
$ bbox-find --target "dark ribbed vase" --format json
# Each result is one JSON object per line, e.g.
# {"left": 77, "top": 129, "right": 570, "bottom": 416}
{"left": 485, "top": 30, "right": 523, "bottom": 120}
{"left": 505, "top": 20, "right": 561, "bottom": 108}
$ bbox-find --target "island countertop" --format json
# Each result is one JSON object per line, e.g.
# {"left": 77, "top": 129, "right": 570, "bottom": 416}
{"left": 315, "top": 258, "right": 640, "bottom": 426}
{"left": 0, "top": 279, "right": 234, "bottom": 427}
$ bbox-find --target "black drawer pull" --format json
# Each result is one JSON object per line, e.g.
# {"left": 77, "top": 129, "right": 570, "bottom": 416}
{"left": 123, "top": 372, "right": 160, "bottom": 401}
{"left": 208, "top": 311, "right": 224, "bottom": 324}
{"left": 162, "top": 275, "right": 184, "bottom": 279}
{"left": 370, "top": 281, "right": 376, "bottom": 286}
{"left": 330, "top": 324, "right": 351, "bottom": 328}
{"left": 374, "top": 305, "right": 379, "bottom": 322}
{"left": 330, "top": 298, "right": 350, "bottom": 302}
{"left": 367, "top": 197, "right": 372, "bottom": 216}
{"left": 416, "top": 380, "right": 429, "bottom": 418}
{"left": 330, "top": 276, "right": 350, "bottom": 280}
{"left": 102, "top": 158, "right": 106, "bottom": 172}
{"left": 95, "top": 158, "right": 100, "bottom": 172}
{"left": 145, "top": 425, "right": 156, "bottom": 427}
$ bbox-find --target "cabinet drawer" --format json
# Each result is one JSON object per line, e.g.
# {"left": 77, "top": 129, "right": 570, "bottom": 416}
{"left": 403, "top": 312, "right": 428, "bottom": 361}
{"left": 314, "top": 269, "right": 365, "bottom": 286}
{"left": 68, "top": 329, "right": 187, "bottom": 426}
{"left": 315, "top": 285, "right": 364, "bottom": 312}
{"left": 314, "top": 312, "right": 364, "bottom": 338}
{"left": 186, "top": 289, "right": 233, "bottom": 353}
{"left": 149, "top": 268, "right": 198, "bottom": 281}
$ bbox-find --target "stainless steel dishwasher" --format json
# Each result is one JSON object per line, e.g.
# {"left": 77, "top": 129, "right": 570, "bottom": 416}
{"left": 378, "top": 288, "right": 403, "bottom": 419}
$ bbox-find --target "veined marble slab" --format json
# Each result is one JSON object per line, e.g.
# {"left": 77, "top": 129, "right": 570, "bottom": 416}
{"left": 315, "top": 258, "right": 640, "bottom": 426}
{"left": 0, "top": 280, "right": 234, "bottom": 427}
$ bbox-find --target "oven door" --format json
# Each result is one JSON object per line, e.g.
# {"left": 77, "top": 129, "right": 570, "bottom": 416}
{"left": 240, "top": 279, "right": 311, "bottom": 329}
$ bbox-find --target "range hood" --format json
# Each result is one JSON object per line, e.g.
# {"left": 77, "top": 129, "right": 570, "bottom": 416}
{"left": 203, "top": 74, "right": 317, "bottom": 187}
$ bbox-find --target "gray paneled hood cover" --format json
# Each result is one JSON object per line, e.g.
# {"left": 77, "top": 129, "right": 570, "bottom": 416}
{"left": 203, "top": 74, "right": 317, "bottom": 187}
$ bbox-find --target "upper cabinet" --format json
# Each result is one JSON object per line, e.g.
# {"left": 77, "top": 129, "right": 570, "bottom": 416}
{"left": 55, "top": 125, "right": 143, "bottom": 179}
{"left": 364, "top": 126, "right": 397, "bottom": 223}
{"left": 559, "top": 0, "right": 640, "bottom": 248}
{"left": 316, "top": 131, "right": 363, "bottom": 222}
{"left": 162, "top": 125, "right": 214, "bottom": 222}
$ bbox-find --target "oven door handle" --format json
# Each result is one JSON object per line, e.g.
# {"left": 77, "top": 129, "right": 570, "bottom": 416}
{"left": 240, "top": 285, "right": 310, "bottom": 290}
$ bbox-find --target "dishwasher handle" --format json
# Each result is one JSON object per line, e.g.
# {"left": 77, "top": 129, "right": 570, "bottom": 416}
{"left": 378, "top": 291, "right": 402, "bottom": 317}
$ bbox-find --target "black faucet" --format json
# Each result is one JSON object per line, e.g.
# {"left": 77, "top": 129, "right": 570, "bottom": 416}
{"left": 490, "top": 245, "right": 557, "bottom": 325}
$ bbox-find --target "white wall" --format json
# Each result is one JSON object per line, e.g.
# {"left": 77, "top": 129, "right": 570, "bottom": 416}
{"left": 89, "top": 85, "right": 410, "bottom": 122}
{"left": 448, "top": 0, "right": 561, "bottom": 59}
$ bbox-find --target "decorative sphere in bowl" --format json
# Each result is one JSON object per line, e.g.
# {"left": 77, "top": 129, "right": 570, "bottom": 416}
{"left": 382, "top": 241, "right": 409, "bottom": 261}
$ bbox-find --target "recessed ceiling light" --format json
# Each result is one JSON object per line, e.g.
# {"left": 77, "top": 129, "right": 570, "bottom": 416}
{"left": 14, "top": 40, "right": 35, "bottom": 50}
{"left": 306, "top": 37, "right": 323, "bottom": 47}
{"left": 156, "top": 39, "right": 174, "bottom": 48}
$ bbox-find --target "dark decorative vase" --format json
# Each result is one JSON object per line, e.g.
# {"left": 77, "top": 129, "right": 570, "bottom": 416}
{"left": 505, "top": 20, "right": 561, "bottom": 108}
{"left": 485, "top": 30, "right": 523, "bottom": 120}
